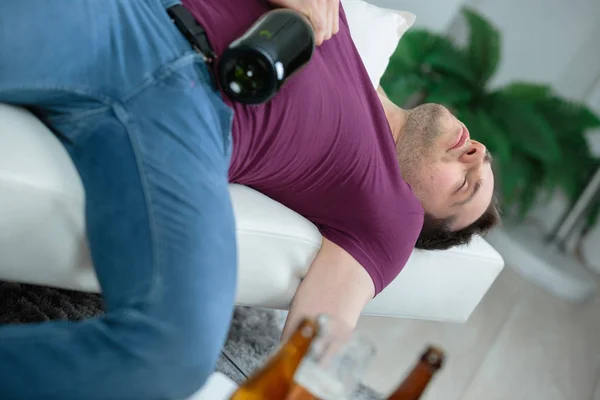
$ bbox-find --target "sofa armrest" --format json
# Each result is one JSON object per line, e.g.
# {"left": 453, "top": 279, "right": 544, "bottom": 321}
{"left": 363, "top": 236, "right": 504, "bottom": 322}
{"left": 230, "top": 183, "right": 504, "bottom": 323}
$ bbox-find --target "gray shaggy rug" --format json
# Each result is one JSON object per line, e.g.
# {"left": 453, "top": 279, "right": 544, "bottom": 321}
{"left": 0, "top": 281, "right": 381, "bottom": 399}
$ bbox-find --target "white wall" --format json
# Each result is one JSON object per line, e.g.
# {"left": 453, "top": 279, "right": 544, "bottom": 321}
{"left": 464, "top": 0, "right": 600, "bottom": 93}
{"left": 579, "top": 78, "right": 600, "bottom": 270}
{"left": 554, "top": 22, "right": 600, "bottom": 102}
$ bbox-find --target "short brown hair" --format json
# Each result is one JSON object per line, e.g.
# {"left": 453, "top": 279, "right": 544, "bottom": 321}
{"left": 415, "top": 194, "right": 501, "bottom": 250}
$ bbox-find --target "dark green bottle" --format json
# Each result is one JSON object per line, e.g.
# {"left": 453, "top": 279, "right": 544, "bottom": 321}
{"left": 218, "top": 9, "right": 316, "bottom": 105}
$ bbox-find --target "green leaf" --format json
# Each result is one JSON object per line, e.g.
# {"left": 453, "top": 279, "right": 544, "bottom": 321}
{"left": 463, "top": 7, "right": 501, "bottom": 86}
{"left": 497, "top": 153, "right": 534, "bottom": 206}
{"left": 424, "top": 77, "right": 473, "bottom": 106}
{"left": 580, "top": 107, "right": 600, "bottom": 130}
{"left": 475, "top": 110, "right": 512, "bottom": 166}
{"left": 542, "top": 163, "right": 566, "bottom": 196}
{"left": 460, "top": 108, "right": 545, "bottom": 215}
{"left": 384, "top": 28, "right": 478, "bottom": 88}
{"left": 382, "top": 73, "right": 429, "bottom": 108}
{"left": 458, "top": 107, "right": 512, "bottom": 167}
{"left": 501, "top": 82, "right": 554, "bottom": 102}
{"left": 486, "top": 93, "right": 562, "bottom": 163}
{"left": 423, "top": 38, "right": 477, "bottom": 86}
{"left": 537, "top": 97, "right": 600, "bottom": 136}
{"left": 384, "top": 29, "right": 441, "bottom": 75}
{"left": 543, "top": 150, "right": 597, "bottom": 208}
{"left": 496, "top": 153, "right": 545, "bottom": 218}
{"left": 452, "top": 106, "right": 469, "bottom": 121}
{"left": 584, "top": 200, "right": 600, "bottom": 233}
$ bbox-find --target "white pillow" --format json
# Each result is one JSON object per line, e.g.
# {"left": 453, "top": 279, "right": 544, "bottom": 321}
{"left": 341, "top": 0, "right": 416, "bottom": 88}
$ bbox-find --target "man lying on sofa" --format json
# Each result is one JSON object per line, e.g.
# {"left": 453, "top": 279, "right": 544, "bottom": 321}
{"left": 0, "top": 0, "right": 499, "bottom": 398}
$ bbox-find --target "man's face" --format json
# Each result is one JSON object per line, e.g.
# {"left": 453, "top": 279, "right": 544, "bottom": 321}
{"left": 397, "top": 104, "right": 495, "bottom": 230}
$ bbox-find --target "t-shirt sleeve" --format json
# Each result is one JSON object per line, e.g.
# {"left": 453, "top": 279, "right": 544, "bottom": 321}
{"left": 317, "top": 203, "right": 423, "bottom": 296}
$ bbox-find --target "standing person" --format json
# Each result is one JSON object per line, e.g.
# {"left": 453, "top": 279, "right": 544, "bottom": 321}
{"left": 0, "top": 0, "right": 499, "bottom": 399}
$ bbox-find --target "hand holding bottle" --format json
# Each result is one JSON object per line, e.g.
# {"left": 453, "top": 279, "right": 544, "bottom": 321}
{"left": 229, "top": 315, "right": 376, "bottom": 400}
{"left": 268, "top": 0, "right": 340, "bottom": 45}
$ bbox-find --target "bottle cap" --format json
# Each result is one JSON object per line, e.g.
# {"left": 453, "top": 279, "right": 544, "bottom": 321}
{"left": 420, "top": 346, "right": 445, "bottom": 370}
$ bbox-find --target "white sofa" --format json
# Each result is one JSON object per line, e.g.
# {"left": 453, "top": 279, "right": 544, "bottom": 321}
{"left": 0, "top": 103, "right": 504, "bottom": 323}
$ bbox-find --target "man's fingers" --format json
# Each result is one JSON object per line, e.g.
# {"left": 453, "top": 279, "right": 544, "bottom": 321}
{"left": 307, "top": 5, "right": 327, "bottom": 45}
{"left": 332, "top": 0, "right": 340, "bottom": 35}
{"left": 323, "top": 3, "right": 333, "bottom": 42}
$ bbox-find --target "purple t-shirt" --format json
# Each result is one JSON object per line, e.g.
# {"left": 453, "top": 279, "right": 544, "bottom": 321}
{"left": 184, "top": 0, "right": 424, "bottom": 294}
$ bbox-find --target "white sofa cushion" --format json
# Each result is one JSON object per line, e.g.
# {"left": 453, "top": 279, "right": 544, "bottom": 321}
{"left": 0, "top": 103, "right": 503, "bottom": 322}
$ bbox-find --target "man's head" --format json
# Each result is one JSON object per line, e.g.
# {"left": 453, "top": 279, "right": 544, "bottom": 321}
{"left": 378, "top": 91, "right": 500, "bottom": 250}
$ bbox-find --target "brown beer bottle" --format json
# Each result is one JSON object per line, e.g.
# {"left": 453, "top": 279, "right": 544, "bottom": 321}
{"left": 229, "top": 318, "right": 319, "bottom": 400}
{"left": 284, "top": 316, "right": 376, "bottom": 400}
{"left": 386, "top": 346, "right": 445, "bottom": 400}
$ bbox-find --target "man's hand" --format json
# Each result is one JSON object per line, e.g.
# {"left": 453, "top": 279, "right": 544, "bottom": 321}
{"left": 280, "top": 238, "right": 375, "bottom": 342}
{"left": 268, "top": 0, "right": 340, "bottom": 45}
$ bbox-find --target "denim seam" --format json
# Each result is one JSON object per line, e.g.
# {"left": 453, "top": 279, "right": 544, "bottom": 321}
{"left": 111, "top": 102, "right": 163, "bottom": 308}
{"left": 0, "top": 86, "right": 113, "bottom": 132}
{"left": 120, "top": 52, "right": 206, "bottom": 105}
{"left": 46, "top": 105, "right": 113, "bottom": 126}
{"left": 224, "top": 111, "right": 234, "bottom": 156}
{"left": 0, "top": 85, "right": 113, "bottom": 106}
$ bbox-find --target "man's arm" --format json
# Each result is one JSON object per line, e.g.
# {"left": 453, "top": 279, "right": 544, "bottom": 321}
{"left": 281, "top": 238, "right": 375, "bottom": 342}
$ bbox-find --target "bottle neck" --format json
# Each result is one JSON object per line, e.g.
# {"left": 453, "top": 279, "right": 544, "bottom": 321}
{"left": 230, "top": 320, "right": 317, "bottom": 400}
{"left": 387, "top": 363, "right": 436, "bottom": 400}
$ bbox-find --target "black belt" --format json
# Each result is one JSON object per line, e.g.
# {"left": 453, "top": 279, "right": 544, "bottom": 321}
{"left": 167, "top": 4, "right": 218, "bottom": 87}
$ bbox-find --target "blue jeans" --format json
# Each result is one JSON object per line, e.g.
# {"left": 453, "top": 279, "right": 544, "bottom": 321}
{"left": 0, "top": 1, "right": 237, "bottom": 399}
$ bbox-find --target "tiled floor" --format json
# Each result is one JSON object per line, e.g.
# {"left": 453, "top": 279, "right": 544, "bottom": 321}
{"left": 356, "top": 266, "right": 600, "bottom": 400}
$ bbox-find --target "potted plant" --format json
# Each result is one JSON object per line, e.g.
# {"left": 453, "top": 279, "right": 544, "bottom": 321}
{"left": 381, "top": 7, "right": 600, "bottom": 232}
